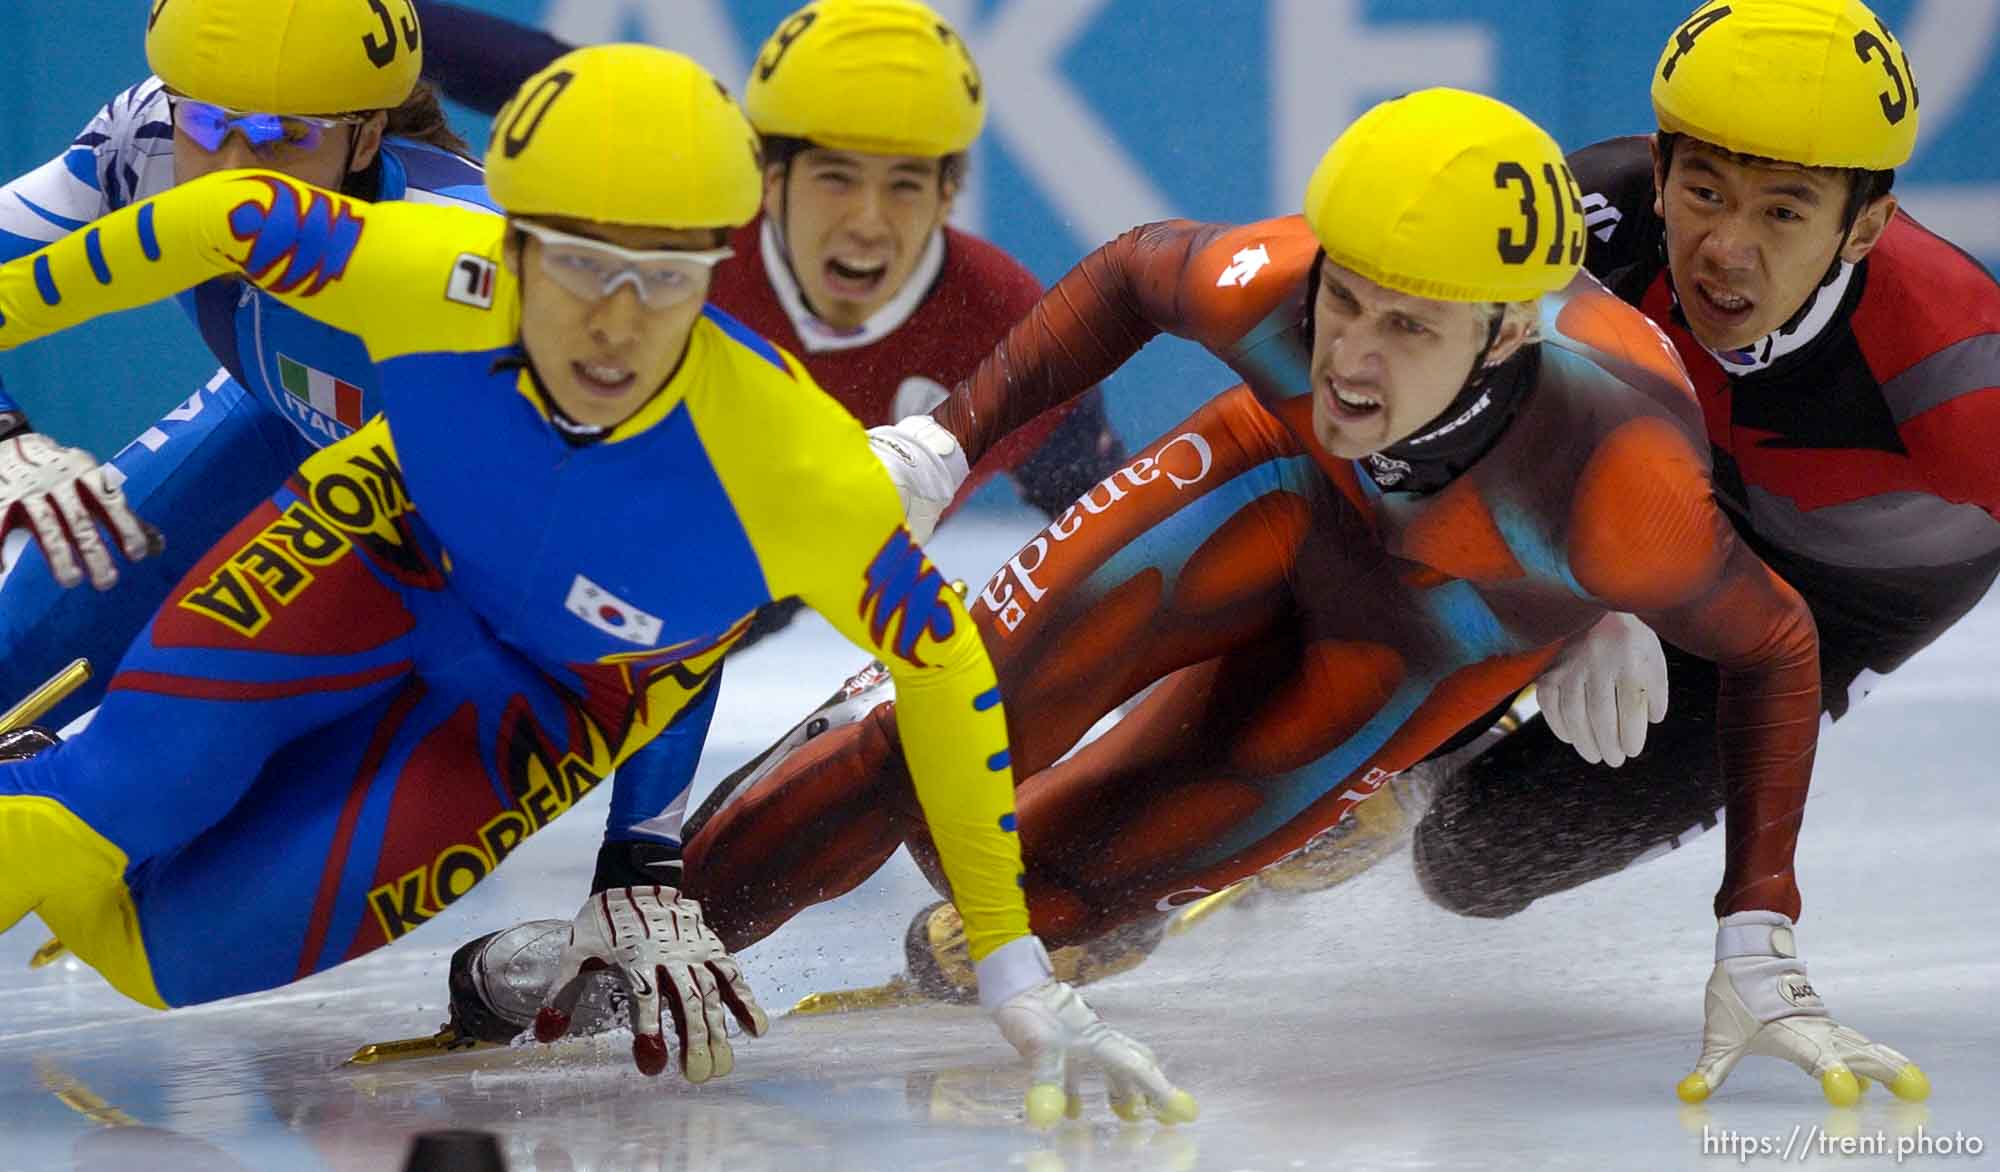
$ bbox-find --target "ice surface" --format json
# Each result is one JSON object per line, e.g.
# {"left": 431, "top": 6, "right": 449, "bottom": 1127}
{"left": 2, "top": 516, "right": 1995, "bottom": 1171}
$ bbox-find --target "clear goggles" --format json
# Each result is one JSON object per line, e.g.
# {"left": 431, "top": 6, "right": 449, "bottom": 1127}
{"left": 514, "top": 220, "right": 733, "bottom": 310}
{"left": 169, "top": 95, "right": 364, "bottom": 156}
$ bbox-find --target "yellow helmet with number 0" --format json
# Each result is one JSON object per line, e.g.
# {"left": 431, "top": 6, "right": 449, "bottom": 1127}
{"left": 484, "top": 45, "right": 762, "bottom": 230}
{"left": 146, "top": 0, "right": 421, "bottom": 115}
{"left": 745, "top": 0, "right": 985, "bottom": 157}
{"left": 1651, "top": 0, "right": 1918, "bottom": 171}
{"left": 1303, "top": 88, "right": 1586, "bottom": 305}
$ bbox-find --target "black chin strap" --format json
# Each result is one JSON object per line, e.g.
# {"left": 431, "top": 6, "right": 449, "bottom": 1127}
{"left": 1385, "top": 307, "right": 1507, "bottom": 448}
{"left": 1363, "top": 331, "right": 1538, "bottom": 496}
{"left": 769, "top": 159, "right": 831, "bottom": 324}
{"left": 492, "top": 351, "right": 606, "bottom": 447}
{"left": 335, "top": 117, "right": 385, "bottom": 200}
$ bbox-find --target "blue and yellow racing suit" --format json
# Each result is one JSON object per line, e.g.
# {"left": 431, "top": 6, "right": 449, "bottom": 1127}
{"left": 0, "top": 170, "right": 1028, "bottom": 1007}
{"left": 0, "top": 77, "right": 495, "bottom": 733}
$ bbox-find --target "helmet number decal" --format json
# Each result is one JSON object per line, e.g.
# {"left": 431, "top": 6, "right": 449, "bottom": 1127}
{"left": 1549, "top": 162, "right": 1586, "bottom": 265}
{"left": 362, "top": 0, "right": 420, "bottom": 70}
{"left": 499, "top": 69, "right": 575, "bottom": 159}
{"left": 1854, "top": 22, "right": 1917, "bottom": 126}
{"left": 757, "top": 11, "right": 819, "bottom": 82}
{"left": 1494, "top": 162, "right": 1539, "bottom": 265}
{"left": 1495, "top": 161, "right": 1586, "bottom": 267}
{"left": 1659, "top": 4, "right": 1732, "bottom": 82}
{"left": 936, "top": 23, "right": 984, "bottom": 104}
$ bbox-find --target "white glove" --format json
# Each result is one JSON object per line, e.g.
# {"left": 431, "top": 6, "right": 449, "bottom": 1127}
{"left": 533, "top": 886, "right": 769, "bottom": 1082}
{"left": 0, "top": 432, "right": 161, "bottom": 590}
{"left": 1537, "top": 611, "right": 1668, "bottom": 767}
{"left": 980, "top": 935, "right": 1198, "bottom": 1127}
{"left": 867, "top": 414, "right": 969, "bottom": 544}
{"left": 1678, "top": 911, "right": 1930, "bottom": 1107}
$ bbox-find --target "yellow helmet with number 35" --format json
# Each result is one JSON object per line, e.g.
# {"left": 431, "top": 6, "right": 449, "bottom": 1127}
{"left": 1651, "top": 0, "right": 1918, "bottom": 171}
{"left": 1303, "top": 88, "right": 1586, "bottom": 304}
{"left": 745, "top": 0, "right": 985, "bottom": 158}
{"left": 146, "top": 0, "right": 422, "bottom": 115}
{"left": 485, "top": 45, "right": 763, "bottom": 230}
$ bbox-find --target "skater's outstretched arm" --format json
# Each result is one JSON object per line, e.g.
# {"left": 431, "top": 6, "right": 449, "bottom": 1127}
{"left": 0, "top": 170, "right": 514, "bottom": 365}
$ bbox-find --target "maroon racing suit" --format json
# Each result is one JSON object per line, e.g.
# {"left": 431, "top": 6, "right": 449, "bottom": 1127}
{"left": 709, "top": 214, "right": 1123, "bottom": 519}
{"left": 1413, "top": 136, "right": 2000, "bottom": 918}
{"left": 682, "top": 216, "right": 1822, "bottom": 949}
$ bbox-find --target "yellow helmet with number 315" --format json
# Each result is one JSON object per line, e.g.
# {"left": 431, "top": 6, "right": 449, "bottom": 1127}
{"left": 484, "top": 45, "right": 763, "bottom": 230}
{"left": 146, "top": 0, "right": 422, "bottom": 115}
{"left": 745, "top": 0, "right": 985, "bottom": 158}
{"left": 1303, "top": 88, "right": 1586, "bottom": 304}
{"left": 1651, "top": 0, "right": 1918, "bottom": 171}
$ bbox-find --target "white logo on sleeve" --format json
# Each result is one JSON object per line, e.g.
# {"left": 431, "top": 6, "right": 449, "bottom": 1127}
{"left": 1581, "top": 193, "right": 1623, "bottom": 242}
{"left": 1216, "top": 243, "right": 1272, "bottom": 288}
{"left": 565, "top": 574, "right": 664, "bottom": 646}
{"left": 446, "top": 253, "right": 498, "bottom": 309}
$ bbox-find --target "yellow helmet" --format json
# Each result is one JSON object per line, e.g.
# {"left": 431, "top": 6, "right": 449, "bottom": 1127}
{"left": 745, "top": 0, "right": 985, "bottom": 157}
{"left": 1302, "top": 88, "right": 1585, "bottom": 304}
{"left": 485, "top": 45, "right": 762, "bottom": 230}
{"left": 146, "top": 0, "right": 421, "bottom": 114}
{"left": 1651, "top": 0, "right": 1918, "bottom": 170}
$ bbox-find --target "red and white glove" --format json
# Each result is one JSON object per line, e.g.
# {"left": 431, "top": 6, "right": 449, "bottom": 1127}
{"left": 867, "top": 415, "right": 969, "bottom": 544}
{"left": 533, "top": 886, "right": 769, "bottom": 1082}
{"left": 1678, "top": 911, "right": 1930, "bottom": 1107}
{"left": 979, "top": 935, "right": 1199, "bottom": 1127}
{"left": 1537, "top": 611, "right": 1669, "bottom": 767}
{"left": 0, "top": 432, "right": 161, "bottom": 590}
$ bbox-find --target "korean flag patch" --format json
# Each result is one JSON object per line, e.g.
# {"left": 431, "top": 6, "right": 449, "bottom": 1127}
{"left": 565, "top": 574, "right": 663, "bottom": 646}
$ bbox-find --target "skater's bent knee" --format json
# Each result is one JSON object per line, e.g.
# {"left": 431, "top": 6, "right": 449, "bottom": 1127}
{"left": 1409, "top": 818, "right": 1533, "bottom": 920}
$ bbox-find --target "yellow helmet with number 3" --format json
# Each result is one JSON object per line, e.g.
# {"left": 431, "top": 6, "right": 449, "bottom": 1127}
{"left": 1303, "top": 88, "right": 1586, "bottom": 304}
{"left": 485, "top": 45, "right": 763, "bottom": 230}
{"left": 1651, "top": 0, "right": 1918, "bottom": 171}
{"left": 146, "top": 0, "right": 422, "bottom": 115}
{"left": 745, "top": 0, "right": 985, "bottom": 157}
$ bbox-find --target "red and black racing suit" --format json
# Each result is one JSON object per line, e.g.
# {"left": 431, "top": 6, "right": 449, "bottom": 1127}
{"left": 1413, "top": 136, "right": 2000, "bottom": 917}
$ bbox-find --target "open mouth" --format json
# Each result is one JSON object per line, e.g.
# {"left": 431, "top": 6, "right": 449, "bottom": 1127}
{"left": 1323, "top": 380, "right": 1384, "bottom": 421}
{"left": 572, "top": 360, "right": 636, "bottom": 396}
{"left": 1689, "top": 278, "right": 1755, "bottom": 329}
{"left": 823, "top": 256, "right": 889, "bottom": 299}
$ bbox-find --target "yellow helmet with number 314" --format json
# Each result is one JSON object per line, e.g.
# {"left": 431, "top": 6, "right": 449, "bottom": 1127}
{"left": 146, "top": 0, "right": 422, "bottom": 115}
{"left": 1303, "top": 88, "right": 1586, "bottom": 304}
{"left": 745, "top": 0, "right": 985, "bottom": 158}
{"left": 484, "top": 45, "right": 763, "bottom": 230}
{"left": 1651, "top": 0, "right": 1918, "bottom": 171}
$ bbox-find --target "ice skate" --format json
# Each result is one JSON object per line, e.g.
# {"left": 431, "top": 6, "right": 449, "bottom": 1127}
{"left": 681, "top": 658, "right": 892, "bottom": 843}
{"left": 791, "top": 899, "right": 1168, "bottom": 1016}
{"left": 1170, "top": 690, "right": 1533, "bottom": 934}
{"left": 346, "top": 919, "right": 625, "bottom": 1066}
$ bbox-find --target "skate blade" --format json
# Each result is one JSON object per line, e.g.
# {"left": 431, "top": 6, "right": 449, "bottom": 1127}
{"left": 29, "top": 937, "right": 69, "bottom": 969}
{"left": 788, "top": 975, "right": 936, "bottom": 1017}
{"left": 1167, "top": 878, "right": 1257, "bottom": 937}
{"left": 0, "top": 658, "right": 91, "bottom": 734}
{"left": 344, "top": 1025, "right": 499, "bottom": 1066}
{"left": 37, "top": 1060, "right": 138, "bottom": 1128}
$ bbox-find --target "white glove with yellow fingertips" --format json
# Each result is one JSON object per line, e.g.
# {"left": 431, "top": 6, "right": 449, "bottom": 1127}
{"left": 1678, "top": 911, "right": 1929, "bottom": 1107}
{"left": 980, "top": 935, "right": 1198, "bottom": 1127}
{"left": 866, "top": 414, "right": 969, "bottom": 544}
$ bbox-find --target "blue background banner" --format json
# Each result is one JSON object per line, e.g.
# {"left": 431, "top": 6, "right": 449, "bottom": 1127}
{"left": 4, "top": 0, "right": 1995, "bottom": 487}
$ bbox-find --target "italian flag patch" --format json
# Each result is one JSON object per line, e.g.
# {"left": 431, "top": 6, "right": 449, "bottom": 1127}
{"left": 278, "top": 354, "right": 365, "bottom": 429}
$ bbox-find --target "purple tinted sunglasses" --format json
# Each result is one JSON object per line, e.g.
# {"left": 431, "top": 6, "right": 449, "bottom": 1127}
{"left": 170, "top": 96, "right": 362, "bottom": 155}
